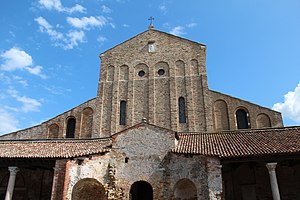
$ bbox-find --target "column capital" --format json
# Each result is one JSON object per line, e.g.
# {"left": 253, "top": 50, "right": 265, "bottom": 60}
{"left": 8, "top": 167, "right": 19, "bottom": 175}
{"left": 266, "top": 162, "right": 277, "bottom": 172}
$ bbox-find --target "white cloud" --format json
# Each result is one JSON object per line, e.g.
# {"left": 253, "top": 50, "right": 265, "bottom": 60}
{"left": 67, "top": 16, "right": 108, "bottom": 30}
{"left": 159, "top": 4, "right": 167, "bottom": 14}
{"left": 7, "top": 88, "right": 42, "bottom": 113}
{"left": 186, "top": 23, "right": 197, "bottom": 28}
{"left": 110, "top": 23, "right": 116, "bottom": 29}
{"left": 0, "top": 108, "right": 19, "bottom": 134}
{"left": 38, "top": 0, "right": 86, "bottom": 13}
{"left": 0, "top": 47, "right": 32, "bottom": 71}
{"left": 101, "top": 5, "right": 112, "bottom": 13}
{"left": 97, "top": 36, "right": 107, "bottom": 43}
{"left": 43, "top": 85, "right": 70, "bottom": 95}
{"left": 35, "top": 17, "right": 86, "bottom": 50}
{"left": 170, "top": 26, "right": 186, "bottom": 36}
{"left": 0, "top": 47, "right": 46, "bottom": 77}
{"left": 12, "top": 76, "right": 28, "bottom": 87}
{"left": 123, "top": 24, "right": 129, "bottom": 28}
{"left": 25, "top": 65, "right": 42, "bottom": 75}
{"left": 35, "top": 17, "right": 64, "bottom": 41}
{"left": 65, "top": 30, "right": 86, "bottom": 49}
{"left": 0, "top": 73, "right": 12, "bottom": 85}
{"left": 273, "top": 83, "right": 300, "bottom": 123}
{"left": 25, "top": 65, "right": 47, "bottom": 79}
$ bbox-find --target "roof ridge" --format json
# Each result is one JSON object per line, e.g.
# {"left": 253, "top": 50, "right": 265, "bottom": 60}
{"left": 177, "top": 126, "right": 300, "bottom": 136}
{"left": 0, "top": 137, "right": 112, "bottom": 143}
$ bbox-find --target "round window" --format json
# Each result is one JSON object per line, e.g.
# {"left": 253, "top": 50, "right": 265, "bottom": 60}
{"left": 138, "top": 70, "right": 145, "bottom": 77}
{"left": 158, "top": 69, "right": 165, "bottom": 76}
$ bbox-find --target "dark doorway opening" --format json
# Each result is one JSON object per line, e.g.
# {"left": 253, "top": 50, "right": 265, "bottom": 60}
{"left": 130, "top": 181, "right": 153, "bottom": 200}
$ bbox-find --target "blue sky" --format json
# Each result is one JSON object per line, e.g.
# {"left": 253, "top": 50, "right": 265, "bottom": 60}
{"left": 0, "top": 0, "right": 300, "bottom": 134}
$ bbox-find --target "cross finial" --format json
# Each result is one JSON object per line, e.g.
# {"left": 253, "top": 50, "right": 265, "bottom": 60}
{"left": 148, "top": 16, "right": 154, "bottom": 29}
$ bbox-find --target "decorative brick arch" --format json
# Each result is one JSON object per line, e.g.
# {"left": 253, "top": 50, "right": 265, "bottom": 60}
{"left": 175, "top": 60, "right": 185, "bottom": 77}
{"left": 154, "top": 61, "right": 169, "bottom": 77}
{"left": 119, "top": 65, "right": 129, "bottom": 80}
{"left": 213, "top": 99, "right": 230, "bottom": 130}
{"left": 107, "top": 65, "right": 115, "bottom": 81}
{"left": 72, "top": 178, "right": 107, "bottom": 200}
{"left": 173, "top": 178, "right": 197, "bottom": 200}
{"left": 81, "top": 107, "right": 93, "bottom": 138}
{"left": 134, "top": 63, "right": 149, "bottom": 79}
{"left": 191, "top": 59, "right": 199, "bottom": 76}
{"left": 256, "top": 113, "right": 271, "bottom": 128}
{"left": 48, "top": 123, "right": 59, "bottom": 138}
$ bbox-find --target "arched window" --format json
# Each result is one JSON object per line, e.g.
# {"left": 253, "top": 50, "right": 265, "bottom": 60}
{"left": 236, "top": 109, "right": 250, "bottom": 129}
{"left": 178, "top": 97, "right": 186, "bottom": 123}
{"left": 120, "top": 101, "right": 126, "bottom": 125}
{"left": 66, "top": 117, "right": 76, "bottom": 138}
{"left": 130, "top": 181, "right": 153, "bottom": 200}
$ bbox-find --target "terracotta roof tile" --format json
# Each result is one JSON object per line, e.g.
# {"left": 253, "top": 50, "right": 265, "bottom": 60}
{"left": 173, "top": 127, "right": 300, "bottom": 158}
{"left": 0, "top": 138, "right": 111, "bottom": 158}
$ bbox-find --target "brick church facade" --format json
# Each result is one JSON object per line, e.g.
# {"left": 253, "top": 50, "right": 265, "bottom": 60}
{"left": 0, "top": 27, "right": 299, "bottom": 199}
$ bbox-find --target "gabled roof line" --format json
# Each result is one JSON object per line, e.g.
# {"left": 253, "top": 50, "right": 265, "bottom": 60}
{"left": 99, "top": 29, "right": 206, "bottom": 56}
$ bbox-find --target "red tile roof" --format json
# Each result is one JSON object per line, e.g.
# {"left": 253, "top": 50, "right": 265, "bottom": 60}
{"left": 173, "top": 127, "right": 300, "bottom": 158}
{"left": 0, "top": 138, "right": 111, "bottom": 158}
{"left": 1, "top": 126, "right": 300, "bottom": 159}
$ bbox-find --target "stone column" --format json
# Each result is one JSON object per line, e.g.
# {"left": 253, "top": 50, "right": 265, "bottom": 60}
{"left": 5, "top": 166, "right": 19, "bottom": 200}
{"left": 266, "top": 163, "right": 281, "bottom": 200}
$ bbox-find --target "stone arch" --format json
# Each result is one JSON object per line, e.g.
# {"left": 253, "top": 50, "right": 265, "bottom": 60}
{"left": 173, "top": 178, "right": 197, "bottom": 200}
{"left": 72, "top": 178, "right": 107, "bottom": 200}
{"left": 119, "top": 65, "right": 129, "bottom": 80}
{"left": 155, "top": 61, "right": 169, "bottom": 77}
{"left": 175, "top": 60, "right": 185, "bottom": 77}
{"left": 213, "top": 100, "right": 230, "bottom": 130}
{"left": 130, "top": 181, "right": 153, "bottom": 200}
{"left": 81, "top": 107, "right": 93, "bottom": 138}
{"left": 134, "top": 63, "right": 149, "bottom": 79}
{"left": 48, "top": 123, "right": 59, "bottom": 138}
{"left": 256, "top": 113, "right": 271, "bottom": 128}
{"left": 236, "top": 108, "right": 250, "bottom": 129}
{"left": 66, "top": 117, "right": 76, "bottom": 138}
{"left": 107, "top": 65, "right": 115, "bottom": 81}
{"left": 191, "top": 59, "right": 199, "bottom": 75}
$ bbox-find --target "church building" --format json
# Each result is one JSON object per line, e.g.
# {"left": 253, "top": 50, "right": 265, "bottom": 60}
{"left": 0, "top": 26, "right": 300, "bottom": 200}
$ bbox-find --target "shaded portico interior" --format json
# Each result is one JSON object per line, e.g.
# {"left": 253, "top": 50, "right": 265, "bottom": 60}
{"left": 222, "top": 156, "right": 300, "bottom": 200}
{"left": 0, "top": 159, "right": 55, "bottom": 200}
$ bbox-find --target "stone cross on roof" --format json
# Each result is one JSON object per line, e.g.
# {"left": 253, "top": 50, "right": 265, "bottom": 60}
{"left": 148, "top": 16, "right": 154, "bottom": 29}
